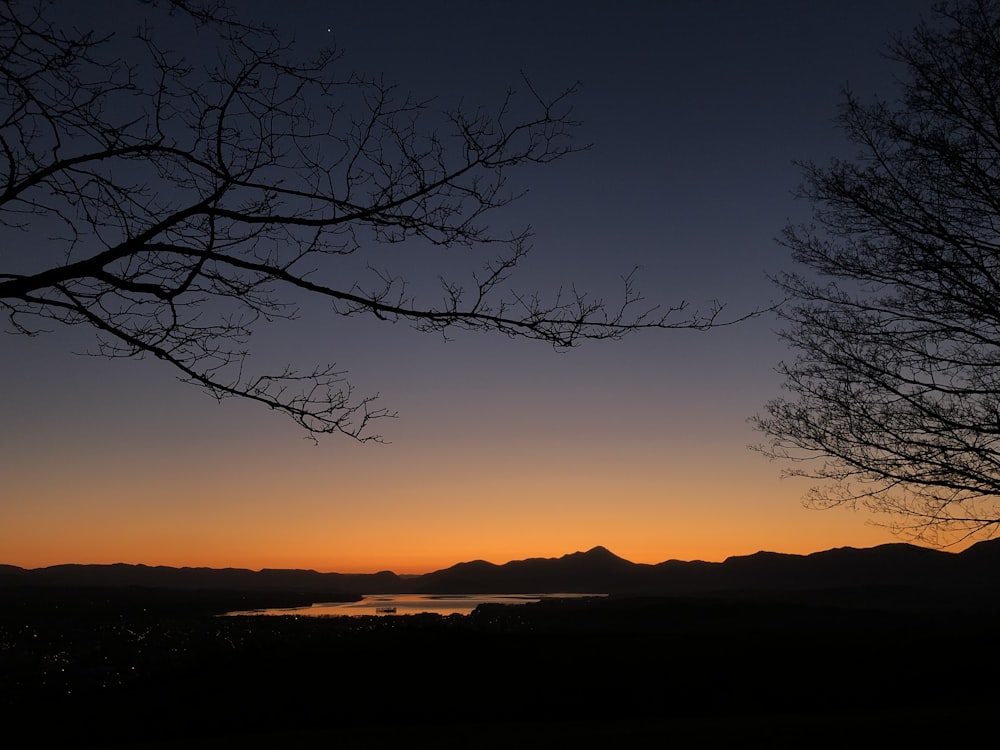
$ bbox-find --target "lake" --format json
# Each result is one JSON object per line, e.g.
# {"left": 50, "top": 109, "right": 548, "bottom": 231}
{"left": 226, "top": 593, "right": 604, "bottom": 617}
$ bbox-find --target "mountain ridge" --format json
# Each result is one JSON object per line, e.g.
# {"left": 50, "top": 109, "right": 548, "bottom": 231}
{"left": 3, "top": 539, "right": 999, "bottom": 596}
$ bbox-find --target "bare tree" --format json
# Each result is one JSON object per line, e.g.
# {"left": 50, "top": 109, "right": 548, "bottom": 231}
{"left": 1, "top": 0, "right": 725, "bottom": 441}
{"left": 754, "top": 0, "right": 1000, "bottom": 543}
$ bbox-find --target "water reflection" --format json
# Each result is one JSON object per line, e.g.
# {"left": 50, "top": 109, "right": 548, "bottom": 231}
{"left": 228, "top": 593, "right": 603, "bottom": 617}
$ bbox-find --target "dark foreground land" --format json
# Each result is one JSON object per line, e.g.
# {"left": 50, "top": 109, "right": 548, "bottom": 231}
{"left": 2, "top": 586, "right": 997, "bottom": 747}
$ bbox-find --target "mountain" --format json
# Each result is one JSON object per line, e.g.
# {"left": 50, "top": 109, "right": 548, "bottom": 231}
{"left": 3, "top": 539, "right": 1000, "bottom": 598}
{"left": 414, "top": 546, "right": 643, "bottom": 593}
{"left": 406, "top": 540, "right": 1000, "bottom": 595}
{"left": 0, "top": 562, "right": 400, "bottom": 597}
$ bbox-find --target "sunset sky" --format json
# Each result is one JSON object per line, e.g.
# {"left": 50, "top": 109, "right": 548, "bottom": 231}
{"left": 0, "top": 0, "right": 951, "bottom": 574}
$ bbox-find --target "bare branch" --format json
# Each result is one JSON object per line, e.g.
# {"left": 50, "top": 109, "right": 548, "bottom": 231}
{"left": 1, "top": 0, "right": 740, "bottom": 441}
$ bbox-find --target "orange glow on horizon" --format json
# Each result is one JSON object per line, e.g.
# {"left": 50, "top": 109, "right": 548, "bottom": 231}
{"left": 2, "top": 403, "right": 962, "bottom": 576}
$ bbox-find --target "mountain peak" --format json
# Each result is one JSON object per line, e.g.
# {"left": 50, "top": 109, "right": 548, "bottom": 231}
{"left": 569, "top": 546, "right": 622, "bottom": 560}
{"left": 558, "top": 546, "right": 634, "bottom": 570}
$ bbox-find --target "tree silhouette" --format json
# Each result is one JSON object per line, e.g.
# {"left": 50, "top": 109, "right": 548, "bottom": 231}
{"left": 755, "top": 0, "right": 1000, "bottom": 543}
{"left": 0, "top": 0, "right": 726, "bottom": 441}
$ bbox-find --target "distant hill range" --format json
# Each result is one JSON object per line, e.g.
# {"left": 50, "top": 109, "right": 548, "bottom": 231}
{"left": 3, "top": 540, "right": 1000, "bottom": 597}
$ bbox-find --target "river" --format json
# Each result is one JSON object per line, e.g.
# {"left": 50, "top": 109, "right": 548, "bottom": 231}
{"left": 226, "top": 592, "right": 604, "bottom": 617}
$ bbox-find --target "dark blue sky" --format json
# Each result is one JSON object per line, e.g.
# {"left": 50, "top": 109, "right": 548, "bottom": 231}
{"left": 0, "top": 1, "right": 942, "bottom": 572}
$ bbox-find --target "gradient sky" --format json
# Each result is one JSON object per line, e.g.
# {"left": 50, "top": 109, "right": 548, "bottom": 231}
{"left": 1, "top": 0, "right": 949, "bottom": 574}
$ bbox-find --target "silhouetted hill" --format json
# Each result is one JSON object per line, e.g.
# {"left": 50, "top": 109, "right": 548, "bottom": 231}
{"left": 0, "top": 562, "right": 397, "bottom": 598}
{"left": 415, "top": 546, "right": 645, "bottom": 593}
{"left": 4, "top": 539, "right": 1000, "bottom": 598}
{"left": 409, "top": 540, "right": 1000, "bottom": 595}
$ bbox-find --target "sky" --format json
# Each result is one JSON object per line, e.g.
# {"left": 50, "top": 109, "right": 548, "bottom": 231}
{"left": 0, "top": 0, "right": 950, "bottom": 574}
